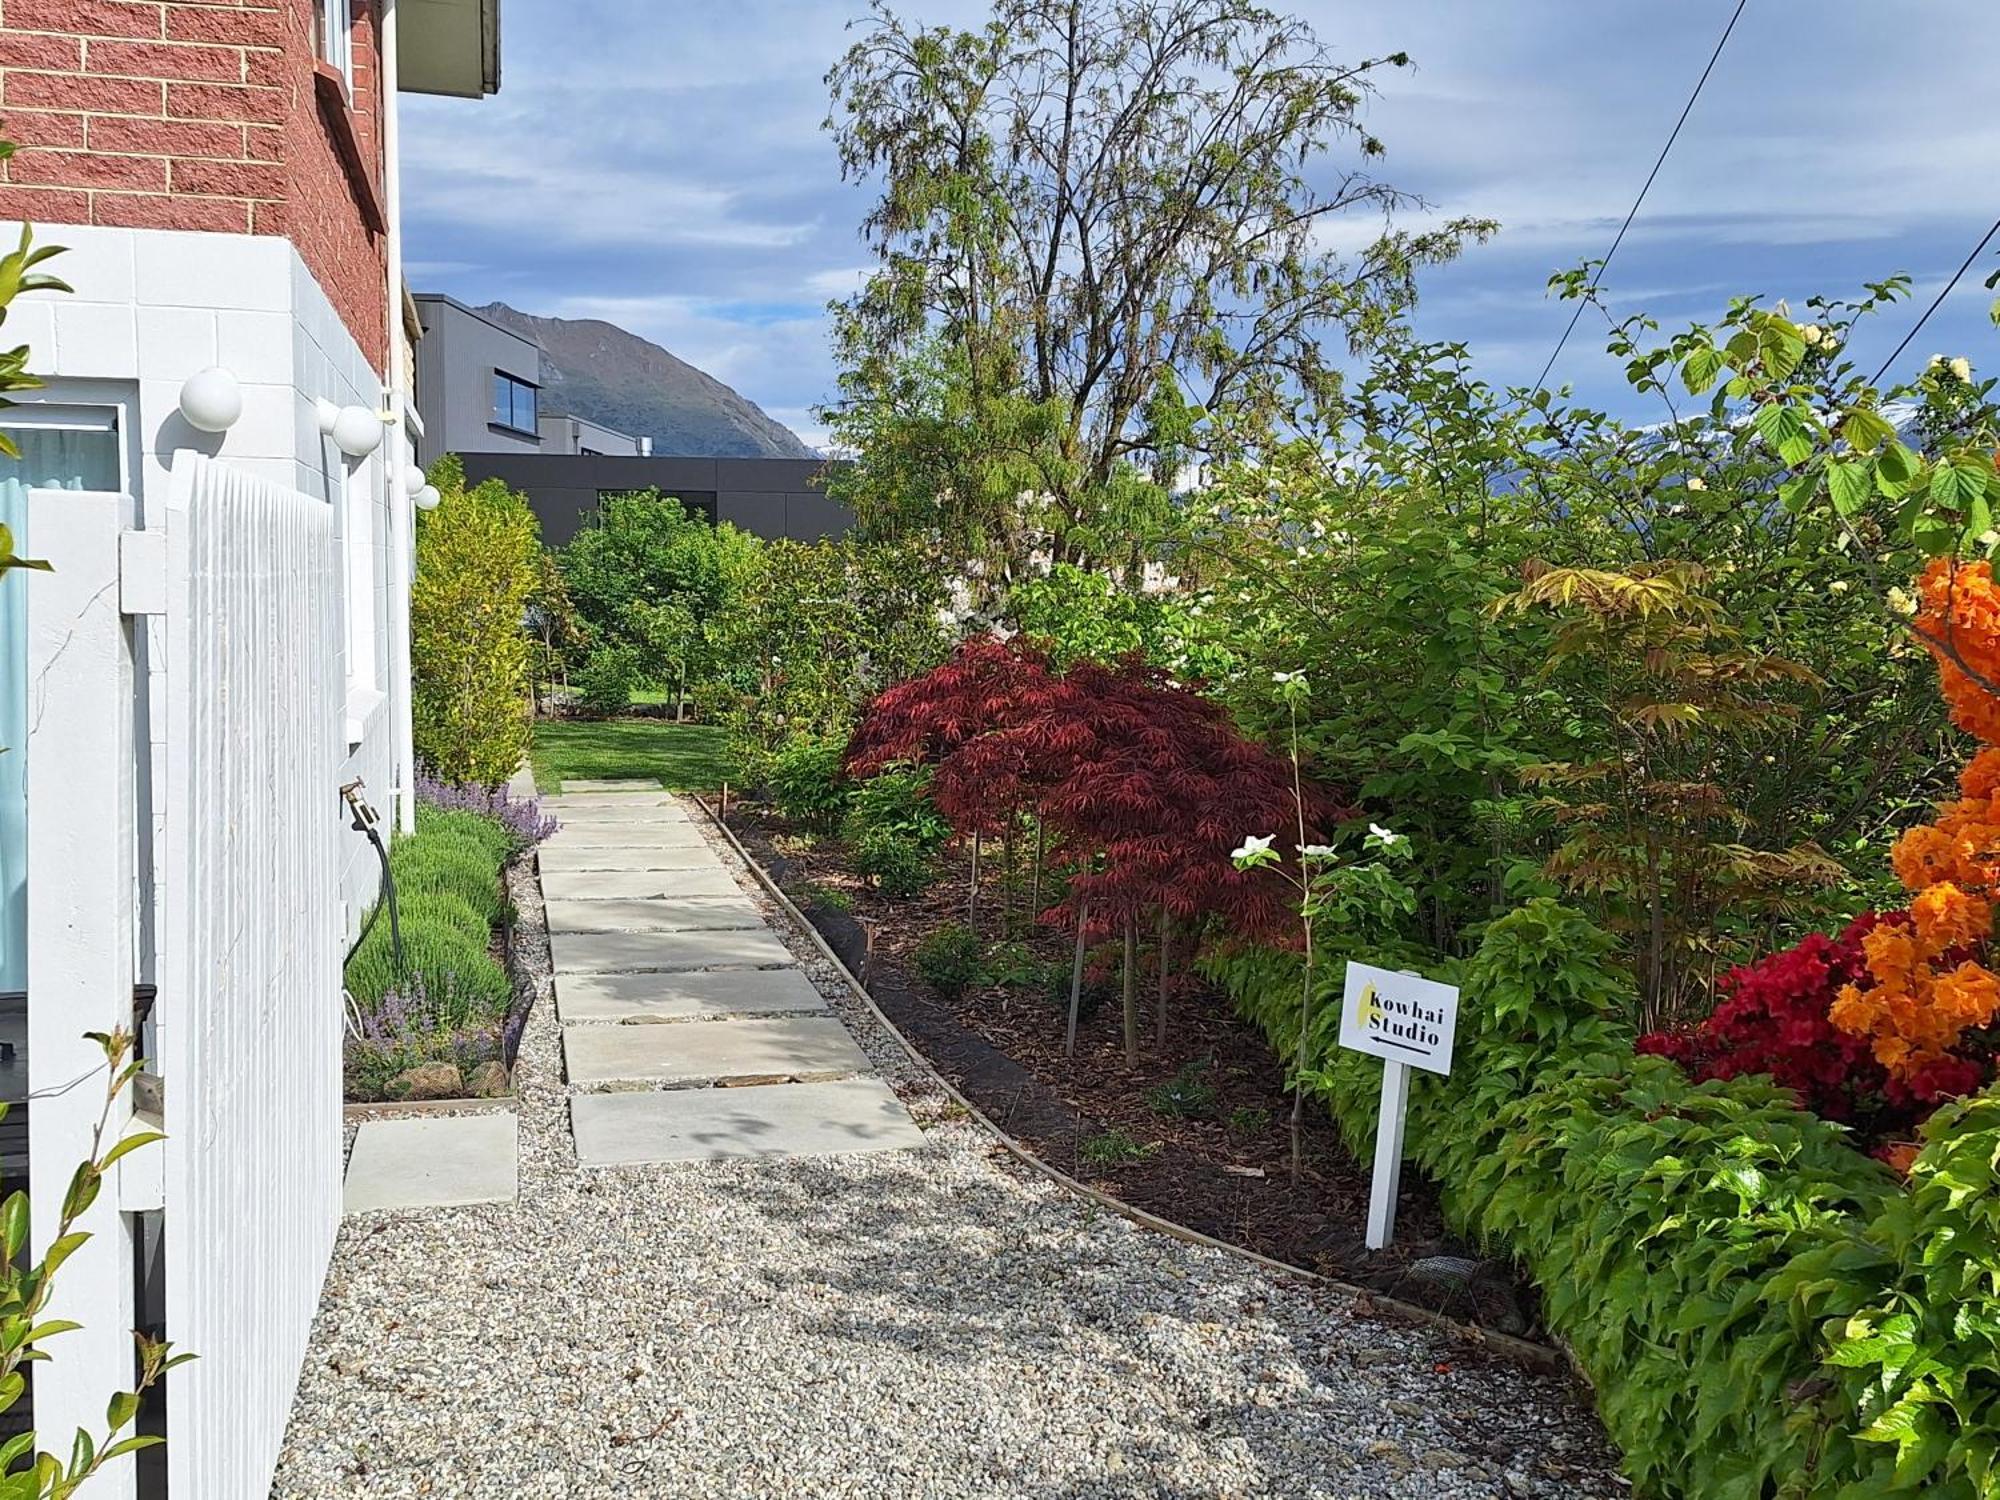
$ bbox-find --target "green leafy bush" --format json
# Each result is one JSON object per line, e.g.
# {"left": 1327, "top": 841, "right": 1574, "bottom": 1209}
{"left": 843, "top": 768, "right": 950, "bottom": 898}
{"left": 1819, "top": 1094, "right": 2000, "bottom": 1497}
{"left": 411, "top": 457, "right": 539, "bottom": 787}
{"left": 1202, "top": 900, "right": 1907, "bottom": 1500}
{"left": 768, "top": 734, "right": 851, "bottom": 829}
{"left": 574, "top": 644, "right": 642, "bottom": 719}
{"left": 913, "top": 922, "right": 985, "bottom": 1000}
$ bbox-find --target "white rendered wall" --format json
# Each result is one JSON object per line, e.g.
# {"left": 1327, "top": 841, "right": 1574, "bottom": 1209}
{"left": 5, "top": 224, "right": 398, "bottom": 943}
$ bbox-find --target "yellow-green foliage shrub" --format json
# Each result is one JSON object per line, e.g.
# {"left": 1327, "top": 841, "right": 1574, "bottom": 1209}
{"left": 412, "top": 456, "right": 539, "bottom": 786}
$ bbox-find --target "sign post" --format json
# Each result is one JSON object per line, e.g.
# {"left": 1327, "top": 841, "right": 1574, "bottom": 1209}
{"left": 1338, "top": 961, "right": 1460, "bottom": 1251}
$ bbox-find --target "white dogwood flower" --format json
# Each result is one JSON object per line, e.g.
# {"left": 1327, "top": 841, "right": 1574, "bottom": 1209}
{"left": 1368, "top": 823, "right": 1403, "bottom": 845}
{"left": 1299, "top": 843, "right": 1337, "bottom": 859}
{"left": 1231, "top": 835, "right": 1275, "bottom": 861}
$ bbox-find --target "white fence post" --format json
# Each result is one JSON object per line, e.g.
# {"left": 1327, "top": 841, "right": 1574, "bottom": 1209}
{"left": 24, "top": 487, "right": 139, "bottom": 1498}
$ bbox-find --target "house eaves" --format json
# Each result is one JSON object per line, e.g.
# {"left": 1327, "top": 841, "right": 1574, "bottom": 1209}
{"left": 400, "top": 0, "right": 501, "bottom": 99}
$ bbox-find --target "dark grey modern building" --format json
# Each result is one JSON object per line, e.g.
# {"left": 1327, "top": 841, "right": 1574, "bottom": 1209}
{"left": 457, "top": 453, "right": 850, "bottom": 547}
{"left": 412, "top": 291, "right": 851, "bottom": 544}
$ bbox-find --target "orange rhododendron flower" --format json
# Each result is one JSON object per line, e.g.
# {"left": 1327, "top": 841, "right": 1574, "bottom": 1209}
{"left": 1830, "top": 561, "right": 2000, "bottom": 1079}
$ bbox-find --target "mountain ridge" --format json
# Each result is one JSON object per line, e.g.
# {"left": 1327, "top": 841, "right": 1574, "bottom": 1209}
{"left": 475, "top": 302, "right": 813, "bottom": 460}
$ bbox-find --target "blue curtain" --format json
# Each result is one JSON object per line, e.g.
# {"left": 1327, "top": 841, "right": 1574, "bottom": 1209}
{"left": 0, "top": 428, "right": 117, "bottom": 995}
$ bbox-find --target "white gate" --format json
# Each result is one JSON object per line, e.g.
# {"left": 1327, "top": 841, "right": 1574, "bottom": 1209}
{"left": 23, "top": 451, "right": 345, "bottom": 1498}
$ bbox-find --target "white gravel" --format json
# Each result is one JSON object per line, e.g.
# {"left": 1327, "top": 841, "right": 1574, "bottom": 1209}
{"left": 272, "top": 807, "right": 1624, "bottom": 1499}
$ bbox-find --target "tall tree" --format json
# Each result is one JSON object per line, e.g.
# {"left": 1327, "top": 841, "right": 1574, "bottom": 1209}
{"left": 822, "top": 0, "right": 1489, "bottom": 571}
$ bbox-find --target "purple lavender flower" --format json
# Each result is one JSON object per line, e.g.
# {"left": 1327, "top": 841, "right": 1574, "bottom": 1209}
{"left": 414, "top": 762, "right": 559, "bottom": 846}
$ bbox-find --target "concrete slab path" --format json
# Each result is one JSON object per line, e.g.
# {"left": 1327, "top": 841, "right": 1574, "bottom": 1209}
{"left": 544, "top": 896, "right": 767, "bottom": 933}
{"left": 571, "top": 1077, "right": 926, "bottom": 1165}
{"left": 550, "top": 927, "right": 797, "bottom": 974}
{"left": 566, "top": 1015, "right": 876, "bottom": 1086}
{"left": 343, "top": 1113, "right": 518, "bottom": 1213}
{"left": 554, "top": 967, "right": 828, "bottom": 1024}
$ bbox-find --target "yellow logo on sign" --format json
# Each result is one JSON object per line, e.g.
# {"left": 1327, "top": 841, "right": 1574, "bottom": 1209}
{"left": 1353, "top": 982, "right": 1385, "bottom": 1030}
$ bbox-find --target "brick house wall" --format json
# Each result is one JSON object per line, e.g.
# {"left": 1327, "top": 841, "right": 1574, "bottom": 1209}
{"left": 0, "top": 0, "right": 389, "bottom": 369}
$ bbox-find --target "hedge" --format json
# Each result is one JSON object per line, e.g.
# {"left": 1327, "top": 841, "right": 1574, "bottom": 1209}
{"left": 1202, "top": 898, "right": 2000, "bottom": 1499}
{"left": 343, "top": 807, "right": 515, "bottom": 1028}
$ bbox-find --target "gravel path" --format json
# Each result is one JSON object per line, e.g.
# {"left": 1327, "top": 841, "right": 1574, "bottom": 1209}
{"left": 272, "top": 809, "right": 1624, "bottom": 1499}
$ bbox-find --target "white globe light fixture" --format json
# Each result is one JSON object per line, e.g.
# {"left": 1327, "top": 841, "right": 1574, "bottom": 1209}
{"left": 414, "top": 485, "right": 442, "bottom": 512}
{"left": 178, "top": 367, "right": 243, "bottom": 433}
{"left": 328, "top": 405, "right": 384, "bottom": 460}
{"left": 403, "top": 465, "right": 427, "bottom": 497}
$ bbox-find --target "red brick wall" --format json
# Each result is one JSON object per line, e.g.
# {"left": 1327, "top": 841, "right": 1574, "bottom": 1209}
{"left": 0, "top": 0, "right": 388, "bottom": 371}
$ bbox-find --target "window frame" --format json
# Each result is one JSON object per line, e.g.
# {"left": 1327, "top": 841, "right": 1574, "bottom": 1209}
{"left": 490, "top": 369, "right": 540, "bottom": 438}
{"left": 316, "top": 0, "right": 354, "bottom": 96}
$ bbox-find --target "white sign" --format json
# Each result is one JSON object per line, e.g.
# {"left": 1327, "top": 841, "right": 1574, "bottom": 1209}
{"left": 1338, "top": 962, "right": 1461, "bottom": 1250}
{"left": 1339, "top": 962, "right": 1459, "bottom": 1077}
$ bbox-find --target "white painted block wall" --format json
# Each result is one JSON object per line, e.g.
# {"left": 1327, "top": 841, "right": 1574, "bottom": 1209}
{"left": 5, "top": 223, "right": 399, "bottom": 943}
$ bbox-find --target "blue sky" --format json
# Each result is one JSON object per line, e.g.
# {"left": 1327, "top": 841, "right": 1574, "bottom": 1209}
{"left": 404, "top": 1, "right": 2000, "bottom": 450}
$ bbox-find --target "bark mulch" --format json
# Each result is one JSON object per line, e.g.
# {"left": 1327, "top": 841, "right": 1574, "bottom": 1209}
{"left": 725, "top": 807, "right": 1541, "bottom": 1338}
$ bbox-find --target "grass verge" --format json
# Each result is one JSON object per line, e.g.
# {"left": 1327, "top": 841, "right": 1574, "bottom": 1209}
{"left": 531, "top": 718, "right": 737, "bottom": 793}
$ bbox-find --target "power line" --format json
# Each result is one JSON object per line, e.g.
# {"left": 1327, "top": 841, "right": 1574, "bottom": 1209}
{"left": 1531, "top": 0, "right": 1750, "bottom": 394}
{"left": 1868, "top": 215, "right": 2000, "bottom": 387}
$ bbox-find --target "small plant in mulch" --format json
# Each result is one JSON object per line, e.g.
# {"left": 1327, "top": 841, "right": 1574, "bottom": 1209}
{"left": 1147, "top": 1058, "right": 1218, "bottom": 1119}
{"left": 914, "top": 921, "right": 987, "bottom": 1000}
{"left": 1078, "top": 1128, "right": 1161, "bottom": 1166}
{"left": 1226, "top": 1106, "right": 1271, "bottom": 1135}
{"left": 787, "top": 879, "right": 853, "bottom": 913}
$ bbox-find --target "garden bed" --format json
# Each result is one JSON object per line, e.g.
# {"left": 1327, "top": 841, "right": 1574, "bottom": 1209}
{"left": 723, "top": 803, "right": 1542, "bottom": 1336}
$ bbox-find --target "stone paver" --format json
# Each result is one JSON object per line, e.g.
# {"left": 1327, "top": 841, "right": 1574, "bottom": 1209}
{"left": 343, "top": 1113, "right": 518, "bottom": 1213}
{"left": 559, "top": 779, "right": 662, "bottom": 793}
{"left": 565, "top": 1015, "right": 875, "bottom": 1086}
{"left": 537, "top": 844, "right": 720, "bottom": 875}
{"left": 541, "top": 822, "right": 712, "bottom": 849}
{"left": 550, "top": 927, "right": 797, "bottom": 974}
{"left": 554, "top": 967, "right": 828, "bottom": 1024}
{"left": 570, "top": 1076, "right": 927, "bottom": 1165}
{"left": 544, "top": 896, "right": 766, "bottom": 933}
{"left": 543, "top": 807, "right": 694, "bottom": 830}
{"left": 547, "top": 867, "right": 742, "bottom": 903}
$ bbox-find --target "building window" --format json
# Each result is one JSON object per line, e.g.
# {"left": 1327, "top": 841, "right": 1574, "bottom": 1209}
{"left": 492, "top": 371, "right": 539, "bottom": 437}
{"left": 315, "top": 0, "right": 354, "bottom": 92}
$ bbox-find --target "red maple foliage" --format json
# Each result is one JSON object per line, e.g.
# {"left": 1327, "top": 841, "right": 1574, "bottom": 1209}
{"left": 844, "top": 639, "right": 1351, "bottom": 944}
{"left": 1637, "top": 911, "right": 1995, "bottom": 1139}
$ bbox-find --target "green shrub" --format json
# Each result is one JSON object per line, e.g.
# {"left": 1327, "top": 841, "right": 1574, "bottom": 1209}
{"left": 1202, "top": 899, "right": 1902, "bottom": 1500}
{"left": 411, "top": 456, "right": 539, "bottom": 787}
{"left": 345, "top": 808, "right": 515, "bottom": 1029}
{"left": 390, "top": 841, "right": 503, "bottom": 923}
{"left": 844, "top": 767, "right": 950, "bottom": 898}
{"left": 1146, "top": 1059, "right": 1216, "bottom": 1119}
{"left": 767, "top": 734, "right": 851, "bottom": 829}
{"left": 913, "top": 923, "right": 985, "bottom": 1000}
{"left": 574, "top": 644, "right": 642, "bottom": 718}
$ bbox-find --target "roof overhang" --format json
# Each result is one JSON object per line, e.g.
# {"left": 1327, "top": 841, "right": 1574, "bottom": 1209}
{"left": 399, "top": 0, "right": 501, "bottom": 99}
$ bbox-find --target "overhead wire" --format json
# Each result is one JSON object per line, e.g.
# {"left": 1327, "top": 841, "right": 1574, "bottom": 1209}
{"left": 1530, "top": 0, "right": 1750, "bottom": 394}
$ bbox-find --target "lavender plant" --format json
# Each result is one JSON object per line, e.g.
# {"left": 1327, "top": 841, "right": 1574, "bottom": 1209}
{"left": 414, "top": 763, "right": 558, "bottom": 848}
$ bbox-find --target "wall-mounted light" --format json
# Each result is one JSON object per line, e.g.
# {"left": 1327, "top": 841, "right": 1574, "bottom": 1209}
{"left": 414, "top": 485, "right": 442, "bottom": 511}
{"left": 403, "top": 466, "right": 427, "bottom": 497}
{"left": 178, "top": 367, "right": 243, "bottom": 433}
{"left": 318, "top": 399, "right": 385, "bottom": 460}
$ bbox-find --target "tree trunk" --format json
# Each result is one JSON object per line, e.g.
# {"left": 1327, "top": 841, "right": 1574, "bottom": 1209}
{"left": 1065, "top": 899, "right": 1090, "bottom": 1058}
{"left": 968, "top": 831, "right": 982, "bottom": 928}
{"left": 1030, "top": 817, "right": 1045, "bottom": 919}
{"left": 1000, "top": 823, "right": 1015, "bottom": 939}
{"left": 1291, "top": 916, "right": 1315, "bottom": 1185}
{"left": 1122, "top": 917, "right": 1139, "bottom": 1066}
{"left": 1155, "top": 907, "right": 1171, "bottom": 1052}
{"left": 674, "top": 661, "right": 688, "bottom": 723}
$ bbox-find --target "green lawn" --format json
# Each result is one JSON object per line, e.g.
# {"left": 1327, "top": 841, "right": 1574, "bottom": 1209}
{"left": 529, "top": 719, "right": 737, "bottom": 794}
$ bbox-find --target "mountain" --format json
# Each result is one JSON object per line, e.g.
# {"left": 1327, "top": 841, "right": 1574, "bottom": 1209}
{"left": 475, "top": 302, "right": 813, "bottom": 459}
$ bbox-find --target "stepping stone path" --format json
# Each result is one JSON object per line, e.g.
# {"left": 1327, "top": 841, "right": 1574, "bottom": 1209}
{"left": 344, "top": 1113, "right": 518, "bottom": 1213}
{"left": 544, "top": 781, "right": 923, "bottom": 1166}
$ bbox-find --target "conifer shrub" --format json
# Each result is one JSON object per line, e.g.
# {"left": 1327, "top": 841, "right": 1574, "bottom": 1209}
{"left": 411, "top": 457, "right": 540, "bottom": 787}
